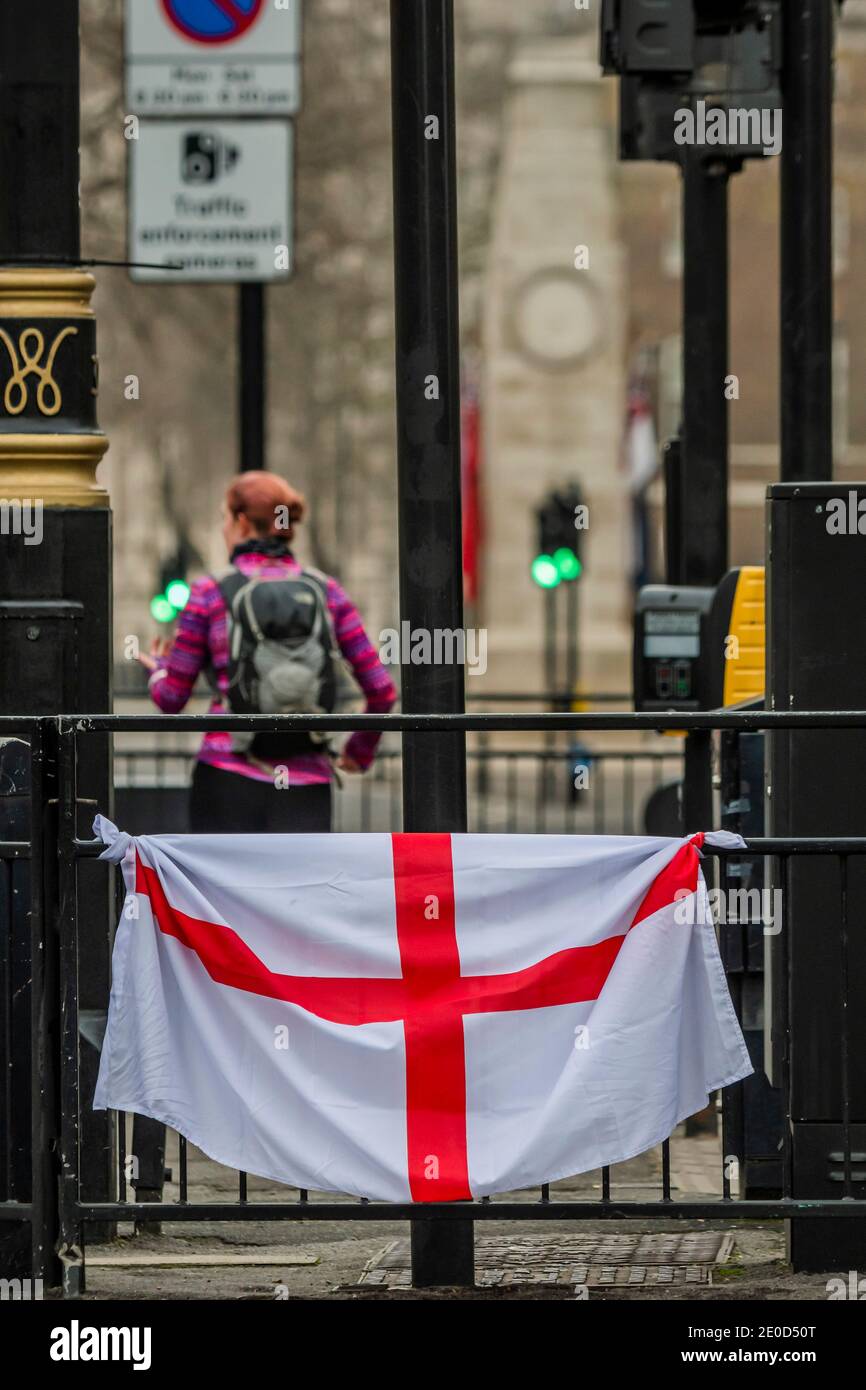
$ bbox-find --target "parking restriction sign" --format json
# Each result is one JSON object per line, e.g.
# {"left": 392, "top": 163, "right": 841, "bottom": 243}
{"left": 125, "top": 0, "right": 302, "bottom": 116}
{"left": 161, "top": 0, "right": 265, "bottom": 46}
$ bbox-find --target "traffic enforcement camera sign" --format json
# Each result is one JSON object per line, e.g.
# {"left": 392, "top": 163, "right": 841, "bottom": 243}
{"left": 129, "top": 120, "right": 293, "bottom": 283}
{"left": 125, "top": 0, "right": 302, "bottom": 116}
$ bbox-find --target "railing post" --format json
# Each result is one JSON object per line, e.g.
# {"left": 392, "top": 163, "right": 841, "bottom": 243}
{"left": 389, "top": 0, "right": 473, "bottom": 1288}
{"left": 29, "top": 718, "right": 62, "bottom": 1287}
{"left": 0, "top": 732, "right": 33, "bottom": 1278}
{"left": 56, "top": 720, "right": 84, "bottom": 1296}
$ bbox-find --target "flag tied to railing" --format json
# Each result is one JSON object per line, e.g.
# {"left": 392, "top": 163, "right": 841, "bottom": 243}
{"left": 94, "top": 820, "right": 751, "bottom": 1202}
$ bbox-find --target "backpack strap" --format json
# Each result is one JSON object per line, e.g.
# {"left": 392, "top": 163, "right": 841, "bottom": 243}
{"left": 298, "top": 566, "right": 340, "bottom": 654}
{"left": 299, "top": 563, "right": 329, "bottom": 594}
{"left": 205, "top": 568, "right": 250, "bottom": 698}
{"left": 214, "top": 566, "right": 248, "bottom": 610}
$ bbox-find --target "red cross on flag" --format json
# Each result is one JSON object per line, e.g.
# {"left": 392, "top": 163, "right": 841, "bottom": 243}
{"left": 94, "top": 820, "right": 751, "bottom": 1202}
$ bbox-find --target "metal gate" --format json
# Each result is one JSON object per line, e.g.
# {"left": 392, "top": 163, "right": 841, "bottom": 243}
{"left": 3, "top": 708, "right": 866, "bottom": 1297}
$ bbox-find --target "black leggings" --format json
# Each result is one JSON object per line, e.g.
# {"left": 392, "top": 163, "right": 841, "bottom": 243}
{"left": 189, "top": 761, "right": 333, "bottom": 833}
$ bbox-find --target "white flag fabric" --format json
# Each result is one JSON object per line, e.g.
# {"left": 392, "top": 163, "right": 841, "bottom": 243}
{"left": 93, "top": 819, "right": 751, "bottom": 1202}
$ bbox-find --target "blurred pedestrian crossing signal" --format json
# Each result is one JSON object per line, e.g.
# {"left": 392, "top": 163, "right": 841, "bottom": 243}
{"left": 531, "top": 554, "right": 561, "bottom": 589}
{"left": 553, "top": 547, "right": 582, "bottom": 582}
{"left": 531, "top": 485, "right": 584, "bottom": 587}
{"left": 165, "top": 579, "right": 191, "bottom": 611}
{"left": 150, "top": 594, "right": 176, "bottom": 624}
{"left": 151, "top": 569, "right": 192, "bottom": 624}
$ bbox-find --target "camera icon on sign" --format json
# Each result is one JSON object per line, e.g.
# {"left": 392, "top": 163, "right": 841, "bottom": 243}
{"left": 181, "top": 132, "right": 240, "bottom": 185}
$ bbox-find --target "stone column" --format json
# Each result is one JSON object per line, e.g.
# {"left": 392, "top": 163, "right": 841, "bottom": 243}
{"left": 482, "top": 36, "right": 631, "bottom": 694}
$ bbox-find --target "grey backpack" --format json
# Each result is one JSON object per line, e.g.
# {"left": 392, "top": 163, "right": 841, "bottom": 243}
{"left": 216, "top": 566, "right": 340, "bottom": 756}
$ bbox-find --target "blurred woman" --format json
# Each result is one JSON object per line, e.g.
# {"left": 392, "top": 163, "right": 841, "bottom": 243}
{"left": 139, "top": 471, "right": 396, "bottom": 832}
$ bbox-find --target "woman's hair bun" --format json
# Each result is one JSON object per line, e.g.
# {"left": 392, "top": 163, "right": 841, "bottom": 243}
{"left": 225, "top": 471, "right": 306, "bottom": 539}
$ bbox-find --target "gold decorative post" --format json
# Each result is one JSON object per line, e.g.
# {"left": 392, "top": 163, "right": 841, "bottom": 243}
{"left": 0, "top": 1, "right": 114, "bottom": 1289}
{"left": 0, "top": 269, "right": 108, "bottom": 505}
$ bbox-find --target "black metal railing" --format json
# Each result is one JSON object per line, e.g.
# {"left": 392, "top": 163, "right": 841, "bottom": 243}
{"left": 2, "top": 709, "right": 866, "bottom": 1298}
{"left": 112, "top": 745, "right": 684, "bottom": 836}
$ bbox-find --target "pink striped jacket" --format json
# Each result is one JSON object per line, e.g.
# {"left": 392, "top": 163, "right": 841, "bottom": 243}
{"left": 148, "top": 550, "right": 397, "bottom": 785}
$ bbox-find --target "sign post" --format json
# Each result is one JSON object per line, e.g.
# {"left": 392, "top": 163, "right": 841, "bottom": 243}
{"left": 239, "top": 283, "right": 266, "bottom": 472}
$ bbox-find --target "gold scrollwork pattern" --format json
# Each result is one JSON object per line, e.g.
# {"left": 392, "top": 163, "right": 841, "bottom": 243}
{"left": 0, "top": 324, "right": 78, "bottom": 416}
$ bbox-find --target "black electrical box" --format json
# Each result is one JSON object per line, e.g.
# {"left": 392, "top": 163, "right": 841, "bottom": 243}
{"left": 766, "top": 483, "right": 866, "bottom": 1267}
{"left": 634, "top": 568, "right": 765, "bottom": 712}
{"left": 634, "top": 584, "right": 714, "bottom": 709}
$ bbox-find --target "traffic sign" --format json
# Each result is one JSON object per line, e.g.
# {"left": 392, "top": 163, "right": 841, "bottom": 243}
{"left": 162, "top": 0, "right": 264, "bottom": 46}
{"left": 125, "top": 0, "right": 302, "bottom": 116}
{"left": 128, "top": 120, "right": 293, "bottom": 283}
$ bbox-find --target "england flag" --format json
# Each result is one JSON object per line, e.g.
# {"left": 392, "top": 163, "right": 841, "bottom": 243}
{"left": 94, "top": 819, "right": 751, "bottom": 1202}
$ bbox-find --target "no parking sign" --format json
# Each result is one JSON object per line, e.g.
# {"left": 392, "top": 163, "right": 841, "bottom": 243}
{"left": 125, "top": 0, "right": 302, "bottom": 116}
{"left": 161, "top": 0, "right": 265, "bottom": 46}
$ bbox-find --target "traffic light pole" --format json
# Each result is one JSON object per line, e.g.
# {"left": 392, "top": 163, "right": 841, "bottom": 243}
{"left": 680, "top": 150, "right": 730, "bottom": 839}
{"left": 780, "top": 0, "right": 833, "bottom": 484}
{"left": 544, "top": 587, "right": 558, "bottom": 696}
{"left": 390, "top": 0, "right": 473, "bottom": 1288}
{"left": 239, "top": 283, "right": 266, "bottom": 472}
{"left": 681, "top": 148, "right": 729, "bottom": 590}
{"left": 0, "top": 0, "right": 112, "bottom": 1286}
{"left": 565, "top": 580, "right": 579, "bottom": 699}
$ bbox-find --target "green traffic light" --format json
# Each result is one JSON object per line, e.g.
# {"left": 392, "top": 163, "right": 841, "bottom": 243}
{"left": 531, "top": 554, "right": 561, "bottom": 589}
{"left": 165, "top": 579, "right": 191, "bottom": 611}
{"left": 553, "top": 547, "right": 582, "bottom": 582}
{"left": 150, "top": 595, "right": 176, "bottom": 624}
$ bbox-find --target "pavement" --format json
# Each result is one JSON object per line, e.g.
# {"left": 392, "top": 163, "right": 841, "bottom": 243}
{"left": 65, "top": 1126, "right": 850, "bottom": 1302}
